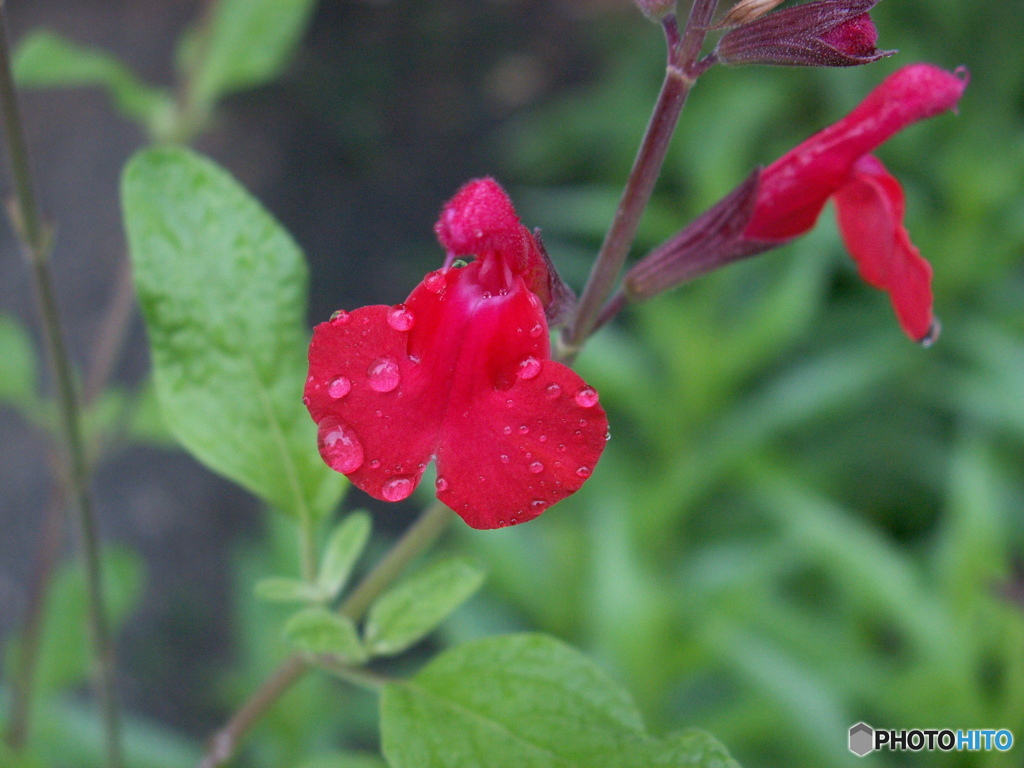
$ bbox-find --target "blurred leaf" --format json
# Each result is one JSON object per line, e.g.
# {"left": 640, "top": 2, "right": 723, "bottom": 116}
{"left": 125, "top": 380, "right": 175, "bottom": 446}
{"left": 381, "top": 634, "right": 740, "bottom": 767}
{"left": 317, "top": 511, "right": 372, "bottom": 601}
{"left": 255, "top": 576, "right": 322, "bottom": 603}
{"left": 0, "top": 313, "right": 37, "bottom": 409}
{"left": 184, "top": 0, "right": 319, "bottom": 108}
{"left": 300, "top": 754, "right": 387, "bottom": 768}
{"left": 364, "top": 558, "right": 485, "bottom": 657}
{"left": 13, "top": 30, "right": 172, "bottom": 129}
{"left": 285, "top": 606, "right": 366, "bottom": 662}
{"left": 122, "top": 146, "right": 345, "bottom": 520}
{"left": 3, "top": 545, "right": 144, "bottom": 698}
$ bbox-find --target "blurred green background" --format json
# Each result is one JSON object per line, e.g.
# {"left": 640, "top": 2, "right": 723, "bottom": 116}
{"left": 1, "top": 0, "right": 1021, "bottom": 766}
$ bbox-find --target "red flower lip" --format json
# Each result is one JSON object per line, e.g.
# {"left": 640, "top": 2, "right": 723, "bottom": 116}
{"left": 626, "top": 64, "right": 968, "bottom": 343}
{"left": 305, "top": 179, "right": 608, "bottom": 529}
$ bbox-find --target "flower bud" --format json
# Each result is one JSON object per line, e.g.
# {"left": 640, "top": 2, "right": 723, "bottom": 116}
{"left": 716, "top": 0, "right": 894, "bottom": 68}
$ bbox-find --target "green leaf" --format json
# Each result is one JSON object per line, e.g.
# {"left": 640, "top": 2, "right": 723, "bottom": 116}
{"left": 381, "top": 634, "right": 739, "bottom": 768}
{"left": 255, "top": 576, "right": 322, "bottom": 603}
{"left": 184, "top": 0, "right": 319, "bottom": 107}
{"left": 364, "top": 558, "right": 485, "bottom": 657}
{"left": 299, "top": 753, "right": 388, "bottom": 768}
{"left": 284, "top": 606, "right": 366, "bottom": 662}
{"left": 122, "top": 146, "right": 345, "bottom": 520}
{"left": 0, "top": 313, "right": 37, "bottom": 408}
{"left": 13, "top": 30, "right": 172, "bottom": 129}
{"left": 317, "top": 511, "right": 372, "bottom": 600}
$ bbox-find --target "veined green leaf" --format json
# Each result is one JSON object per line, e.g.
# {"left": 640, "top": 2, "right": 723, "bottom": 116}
{"left": 284, "top": 606, "right": 366, "bottom": 663}
{"left": 122, "top": 146, "right": 345, "bottom": 520}
{"left": 317, "top": 511, "right": 372, "bottom": 601}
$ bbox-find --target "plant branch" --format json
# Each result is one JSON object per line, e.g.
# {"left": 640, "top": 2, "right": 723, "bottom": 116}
{"left": 0, "top": 5, "right": 123, "bottom": 767}
{"left": 561, "top": 0, "right": 718, "bottom": 358}
{"left": 196, "top": 500, "right": 454, "bottom": 768}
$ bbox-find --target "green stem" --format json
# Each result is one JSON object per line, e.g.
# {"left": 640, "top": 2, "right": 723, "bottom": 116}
{"left": 561, "top": 1, "right": 718, "bottom": 359}
{"left": 196, "top": 501, "right": 454, "bottom": 768}
{"left": 0, "top": 5, "right": 123, "bottom": 767}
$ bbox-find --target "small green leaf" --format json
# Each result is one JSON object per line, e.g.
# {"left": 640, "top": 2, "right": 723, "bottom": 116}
{"left": 122, "top": 146, "right": 345, "bottom": 520}
{"left": 183, "top": 0, "right": 319, "bottom": 107}
{"left": 284, "top": 606, "right": 366, "bottom": 663}
{"left": 364, "top": 558, "right": 485, "bottom": 657}
{"left": 13, "top": 30, "right": 172, "bottom": 129}
{"left": 0, "top": 313, "right": 37, "bottom": 408}
{"left": 317, "top": 511, "right": 372, "bottom": 600}
{"left": 255, "top": 576, "right": 322, "bottom": 603}
{"left": 381, "top": 634, "right": 741, "bottom": 768}
{"left": 299, "top": 753, "right": 387, "bottom": 768}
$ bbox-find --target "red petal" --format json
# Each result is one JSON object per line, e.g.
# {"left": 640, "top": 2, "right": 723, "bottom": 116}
{"left": 746, "top": 64, "right": 967, "bottom": 241}
{"left": 306, "top": 262, "right": 608, "bottom": 528}
{"left": 833, "top": 155, "right": 934, "bottom": 341}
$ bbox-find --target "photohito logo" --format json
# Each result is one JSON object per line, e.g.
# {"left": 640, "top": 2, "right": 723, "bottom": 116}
{"left": 848, "top": 723, "right": 1014, "bottom": 757}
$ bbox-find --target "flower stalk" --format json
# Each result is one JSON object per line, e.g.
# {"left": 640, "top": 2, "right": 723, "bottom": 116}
{"left": 562, "top": 0, "right": 718, "bottom": 358}
{"left": 0, "top": 4, "right": 123, "bottom": 766}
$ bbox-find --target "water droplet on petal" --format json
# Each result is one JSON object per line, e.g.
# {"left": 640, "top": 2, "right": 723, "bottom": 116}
{"left": 367, "top": 357, "right": 400, "bottom": 392}
{"left": 328, "top": 375, "right": 351, "bottom": 399}
{"left": 370, "top": 459, "right": 381, "bottom": 469}
{"left": 558, "top": 444, "right": 566, "bottom": 452}
{"left": 538, "top": 435, "right": 548, "bottom": 443}
{"left": 500, "top": 454, "right": 510, "bottom": 464}
{"left": 301, "top": 395, "right": 311, "bottom": 407}
{"left": 576, "top": 466, "right": 592, "bottom": 478}
{"left": 423, "top": 270, "right": 446, "bottom": 293}
{"left": 529, "top": 461, "right": 544, "bottom": 474}
{"left": 574, "top": 386, "right": 599, "bottom": 408}
{"left": 605, "top": 429, "right": 612, "bottom": 442}
{"left": 318, "top": 419, "right": 364, "bottom": 474}
{"left": 382, "top": 476, "right": 415, "bottom": 501}
{"left": 579, "top": 419, "right": 588, "bottom": 428}
{"left": 482, "top": 291, "right": 492, "bottom": 299}
{"left": 387, "top": 304, "right": 415, "bottom": 331}
{"left": 517, "top": 356, "right": 542, "bottom": 380}
{"left": 330, "top": 309, "right": 351, "bottom": 324}
{"left": 529, "top": 323, "right": 544, "bottom": 338}
{"left": 919, "top": 317, "right": 941, "bottom": 348}
{"left": 506, "top": 399, "right": 514, "bottom": 408}
{"left": 435, "top": 476, "right": 449, "bottom": 492}
{"left": 518, "top": 425, "right": 529, "bottom": 435}
{"left": 530, "top": 499, "right": 546, "bottom": 511}
{"left": 503, "top": 426, "right": 512, "bottom": 435}
{"left": 545, "top": 383, "right": 561, "bottom": 400}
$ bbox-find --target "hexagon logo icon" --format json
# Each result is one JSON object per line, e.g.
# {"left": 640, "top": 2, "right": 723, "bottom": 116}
{"left": 849, "top": 722, "right": 874, "bottom": 757}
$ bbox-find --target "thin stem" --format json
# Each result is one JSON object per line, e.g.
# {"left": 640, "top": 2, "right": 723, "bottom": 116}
{"left": 5, "top": 486, "right": 65, "bottom": 749}
{"left": 196, "top": 501, "right": 454, "bottom": 768}
{"left": 562, "top": 0, "right": 718, "bottom": 357}
{"left": 83, "top": 255, "right": 136, "bottom": 406}
{"left": 0, "top": 6, "right": 123, "bottom": 767}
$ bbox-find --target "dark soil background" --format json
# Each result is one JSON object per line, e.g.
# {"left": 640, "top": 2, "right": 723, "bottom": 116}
{"left": 0, "top": 0, "right": 622, "bottom": 737}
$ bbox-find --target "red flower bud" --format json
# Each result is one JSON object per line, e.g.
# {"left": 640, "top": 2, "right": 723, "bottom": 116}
{"left": 715, "top": 0, "right": 894, "bottom": 68}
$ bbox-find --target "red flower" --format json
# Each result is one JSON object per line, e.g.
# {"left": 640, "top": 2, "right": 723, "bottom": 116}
{"left": 626, "top": 64, "right": 968, "bottom": 342}
{"left": 305, "top": 179, "right": 608, "bottom": 530}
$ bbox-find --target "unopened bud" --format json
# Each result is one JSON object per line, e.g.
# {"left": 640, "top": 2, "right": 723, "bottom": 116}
{"left": 714, "top": 0, "right": 787, "bottom": 29}
{"left": 716, "top": 0, "right": 894, "bottom": 68}
{"left": 633, "top": 0, "right": 677, "bottom": 22}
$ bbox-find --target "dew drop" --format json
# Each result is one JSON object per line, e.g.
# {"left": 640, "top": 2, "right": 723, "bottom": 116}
{"left": 918, "top": 317, "right": 941, "bottom": 348}
{"left": 500, "top": 454, "right": 510, "bottom": 464}
{"left": 605, "top": 429, "right": 612, "bottom": 442}
{"left": 317, "top": 419, "right": 364, "bottom": 474}
{"left": 367, "top": 356, "right": 400, "bottom": 392}
{"left": 387, "top": 304, "right": 415, "bottom": 331}
{"left": 330, "top": 309, "right": 351, "bottom": 324}
{"left": 435, "top": 476, "right": 449, "bottom": 492}
{"left": 576, "top": 466, "right": 592, "bottom": 478}
{"left": 529, "top": 323, "right": 544, "bottom": 338}
{"left": 545, "top": 383, "right": 561, "bottom": 400}
{"left": 530, "top": 499, "right": 546, "bottom": 511}
{"left": 301, "top": 395, "right": 311, "bottom": 407}
{"left": 482, "top": 291, "right": 492, "bottom": 299}
{"left": 518, "top": 425, "right": 529, "bottom": 435}
{"left": 539, "top": 435, "right": 548, "bottom": 443}
{"left": 382, "top": 476, "right": 415, "bottom": 502}
{"left": 529, "top": 461, "right": 544, "bottom": 474}
{"left": 506, "top": 399, "right": 514, "bottom": 408}
{"left": 517, "top": 356, "right": 542, "bottom": 380}
{"left": 328, "top": 375, "right": 351, "bottom": 399}
{"left": 574, "top": 386, "right": 599, "bottom": 408}
{"left": 558, "top": 444, "right": 566, "bottom": 452}
{"left": 579, "top": 418, "right": 588, "bottom": 428}
{"left": 370, "top": 459, "right": 381, "bottom": 469}
{"left": 503, "top": 426, "right": 513, "bottom": 435}
{"left": 423, "top": 270, "right": 446, "bottom": 293}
